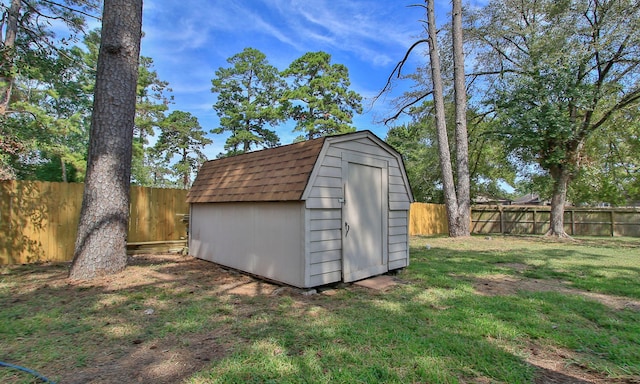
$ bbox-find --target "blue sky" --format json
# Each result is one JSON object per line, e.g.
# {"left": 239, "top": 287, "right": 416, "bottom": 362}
{"left": 138, "top": 0, "right": 457, "bottom": 159}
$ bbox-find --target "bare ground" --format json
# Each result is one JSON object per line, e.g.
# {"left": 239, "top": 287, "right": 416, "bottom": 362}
{"left": 475, "top": 263, "right": 640, "bottom": 384}
{"left": 3, "top": 254, "right": 639, "bottom": 383}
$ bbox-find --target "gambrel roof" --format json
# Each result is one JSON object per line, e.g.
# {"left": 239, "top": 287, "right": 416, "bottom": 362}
{"left": 187, "top": 130, "right": 413, "bottom": 204}
{"left": 187, "top": 136, "right": 326, "bottom": 203}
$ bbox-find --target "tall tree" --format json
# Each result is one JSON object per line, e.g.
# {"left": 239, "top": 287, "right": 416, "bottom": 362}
{"left": 69, "top": 0, "right": 143, "bottom": 279}
{"left": 211, "top": 47, "right": 283, "bottom": 156}
{"left": 154, "top": 110, "right": 211, "bottom": 189}
{"left": 132, "top": 56, "right": 171, "bottom": 185}
{"left": 382, "top": 1, "right": 471, "bottom": 236}
{"left": 0, "top": 0, "right": 21, "bottom": 116}
{"left": 450, "top": 0, "right": 471, "bottom": 236}
{"left": 386, "top": 103, "right": 515, "bottom": 203}
{"left": 1, "top": 0, "right": 99, "bottom": 179}
{"left": 282, "top": 51, "right": 363, "bottom": 140}
{"left": 426, "top": 0, "right": 462, "bottom": 236}
{"left": 471, "top": 0, "right": 640, "bottom": 236}
{"left": 77, "top": 30, "right": 173, "bottom": 186}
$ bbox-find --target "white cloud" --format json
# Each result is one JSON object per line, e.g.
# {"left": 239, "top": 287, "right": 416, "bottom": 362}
{"left": 133, "top": 0, "right": 468, "bottom": 150}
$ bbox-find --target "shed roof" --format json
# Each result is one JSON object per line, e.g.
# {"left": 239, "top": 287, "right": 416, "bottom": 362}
{"left": 187, "top": 135, "right": 326, "bottom": 203}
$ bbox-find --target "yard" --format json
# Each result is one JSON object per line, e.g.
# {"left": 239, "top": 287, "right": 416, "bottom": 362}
{"left": 1, "top": 236, "right": 639, "bottom": 383}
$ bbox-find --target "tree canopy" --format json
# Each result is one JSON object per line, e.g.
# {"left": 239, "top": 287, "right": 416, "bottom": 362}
{"left": 155, "top": 110, "right": 211, "bottom": 189}
{"left": 0, "top": 0, "right": 99, "bottom": 180}
{"left": 282, "top": 51, "right": 363, "bottom": 141}
{"left": 211, "top": 47, "right": 283, "bottom": 156}
{"left": 470, "top": 0, "right": 640, "bottom": 235}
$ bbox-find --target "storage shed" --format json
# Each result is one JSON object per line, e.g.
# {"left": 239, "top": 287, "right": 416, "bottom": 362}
{"left": 187, "top": 130, "right": 414, "bottom": 288}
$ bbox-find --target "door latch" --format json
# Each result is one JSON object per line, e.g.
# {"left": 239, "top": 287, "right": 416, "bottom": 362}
{"left": 344, "top": 221, "right": 350, "bottom": 237}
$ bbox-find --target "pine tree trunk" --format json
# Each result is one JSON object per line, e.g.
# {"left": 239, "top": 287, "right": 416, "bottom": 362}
{"left": 182, "top": 148, "right": 189, "bottom": 188}
{"left": 69, "top": 0, "right": 143, "bottom": 280}
{"left": 425, "top": 0, "right": 460, "bottom": 235}
{"left": 451, "top": 0, "right": 471, "bottom": 237}
{"left": 60, "top": 157, "right": 67, "bottom": 182}
{"left": 0, "top": 0, "right": 20, "bottom": 115}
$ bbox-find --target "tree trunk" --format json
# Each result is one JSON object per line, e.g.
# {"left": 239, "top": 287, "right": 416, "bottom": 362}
{"left": 69, "top": 0, "right": 143, "bottom": 280}
{"left": 547, "top": 166, "right": 571, "bottom": 238}
{"left": 0, "top": 0, "right": 20, "bottom": 115}
{"left": 61, "top": 157, "right": 67, "bottom": 182}
{"left": 451, "top": 0, "right": 471, "bottom": 237}
{"left": 425, "top": 0, "right": 460, "bottom": 235}
{"left": 182, "top": 148, "right": 189, "bottom": 188}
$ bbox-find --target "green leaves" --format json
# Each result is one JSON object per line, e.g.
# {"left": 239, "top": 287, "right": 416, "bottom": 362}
{"left": 155, "top": 111, "right": 211, "bottom": 189}
{"left": 474, "top": 0, "right": 640, "bottom": 207}
{"left": 211, "top": 48, "right": 285, "bottom": 155}
{"left": 282, "top": 51, "right": 363, "bottom": 140}
{"left": 211, "top": 49, "right": 363, "bottom": 156}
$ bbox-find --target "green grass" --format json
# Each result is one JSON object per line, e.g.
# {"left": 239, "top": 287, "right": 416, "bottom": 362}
{"left": 1, "top": 236, "right": 639, "bottom": 383}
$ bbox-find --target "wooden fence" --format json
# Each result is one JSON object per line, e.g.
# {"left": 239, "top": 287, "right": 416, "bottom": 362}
{"left": 0, "top": 181, "right": 189, "bottom": 264}
{"left": 4, "top": 184, "right": 637, "bottom": 264}
{"left": 409, "top": 202, "right": 640, "bottom": 237}
{"left": 471, "top": 205, "right": 640, "bottom": 237}
{"left": 409, "top": 203, "right": 449, "bottom": 236}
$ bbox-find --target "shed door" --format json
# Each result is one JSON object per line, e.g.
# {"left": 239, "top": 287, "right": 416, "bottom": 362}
{"left": 342, "top": 155, "right": 388, "bottom": 282}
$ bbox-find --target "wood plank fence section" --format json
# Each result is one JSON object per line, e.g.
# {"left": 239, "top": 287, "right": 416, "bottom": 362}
{"left": 0, "top": 181, "right": 189, "bottom": 264}
{"left": 4, "top": 185, "right": 638, "bottom": 264}
{"left": 471, "top": 206, "right": 640, "bottom": 237}
{"left": 409, "top": 203, "right": 640, "bottom": 237}
{"left": 409, "top": 203, "right": 449, "bottom": 236}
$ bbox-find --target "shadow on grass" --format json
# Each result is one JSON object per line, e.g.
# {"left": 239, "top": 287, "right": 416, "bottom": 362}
{"left": 411, "top": 236, "right": 640, "bottom": 299}
{"left": 1, "top": 245, "right": 639, "bottom": 383}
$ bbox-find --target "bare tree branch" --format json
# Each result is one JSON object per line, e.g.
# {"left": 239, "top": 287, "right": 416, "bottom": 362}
{"left": 35, "top": 0, "right": 100, "bottom": 21}
{"left": 383, "top": 90, "right": 432, "bottom": 125}
{"left": 372, "top": 38, "right": 429, "bottom": 106}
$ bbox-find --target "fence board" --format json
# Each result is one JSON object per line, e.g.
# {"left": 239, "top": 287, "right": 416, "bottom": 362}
{"left": 409, "top": 203, "right": 640, "bottom": 237}
{"left": 1, "top": 181, "right": 189, "bottom": 264}
{"left": 470, "top": 205, "right": 640, "bottom": 237}
{"left": 5, "top": 183, "right": 638, "bottom": 264}
{"left": 409, "top": 203, "right": 448, "bottom": 236}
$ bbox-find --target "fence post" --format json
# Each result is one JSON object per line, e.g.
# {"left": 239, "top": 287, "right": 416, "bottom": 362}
{"left": 499, "top": 206, "right": 504, "bottom": 234}
{"left": 611, "top": 210, "right": 615, "bottom": 237}
{"left": 571, "top": 210, "right": 575, "bottom": 236}
{"left": 532, "top": 209, "right": 537, "bottom": 234}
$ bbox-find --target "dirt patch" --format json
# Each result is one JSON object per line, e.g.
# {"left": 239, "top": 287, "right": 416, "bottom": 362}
{"left": 527, "top": 343, "right": 610, "bottom": 384}
{"left": 2, "top": 254, "right": 310, "bottom": 384}
{"left": 3, "top": 254, "right": 638, "bottom": 383}
{"left": 473, "top": 273, "right": 640, "bottom": 383}
{"left": 473, "top": 274, "right": 640, "bottom": 311}
{"left": 65, "top": 332, "right": 230, "bottom": 384}
{"left": 353, "top": 275, "right": 401, "bottom": 290}
{"left": 526, "top": 341, "right": 640, "bottom": 384}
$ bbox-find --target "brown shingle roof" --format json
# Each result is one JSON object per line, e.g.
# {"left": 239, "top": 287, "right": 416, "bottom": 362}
{"left": 187, "top": 136, "right": 327, "bottom": 203}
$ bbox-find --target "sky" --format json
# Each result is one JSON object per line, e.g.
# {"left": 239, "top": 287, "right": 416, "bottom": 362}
{"left": 137, "top": 0, "right": 455, "bottom": 159}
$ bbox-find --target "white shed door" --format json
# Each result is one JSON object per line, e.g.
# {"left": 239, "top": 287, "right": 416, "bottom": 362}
{"left": 342, "top": 156, "right": 388, "bottom": 282}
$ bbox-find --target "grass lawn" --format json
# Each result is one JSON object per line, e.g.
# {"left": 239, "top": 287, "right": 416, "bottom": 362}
{"left": 1, "top": 235, "right": 639, "bottom": 383}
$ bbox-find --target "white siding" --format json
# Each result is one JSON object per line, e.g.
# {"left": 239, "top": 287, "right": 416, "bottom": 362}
{"left": 302, "top": 133, "right": 412, "bottom": 284}
{"left": 305, "top": 152, "right": 343, "bottom": 209}
{"left": 305, "top": 208, "right": 343, "bottom": 287}
{"left": 388, "top": 210, "right": 409, "bottom": 269}
{"left": 190, "top": 202, "right": 306, "bottom": 287}
{"left": 389, "top": 166, "right": 411, "bottom": 210}
{"left": 188, "top": 132, "right": 412, "bottom": 289}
